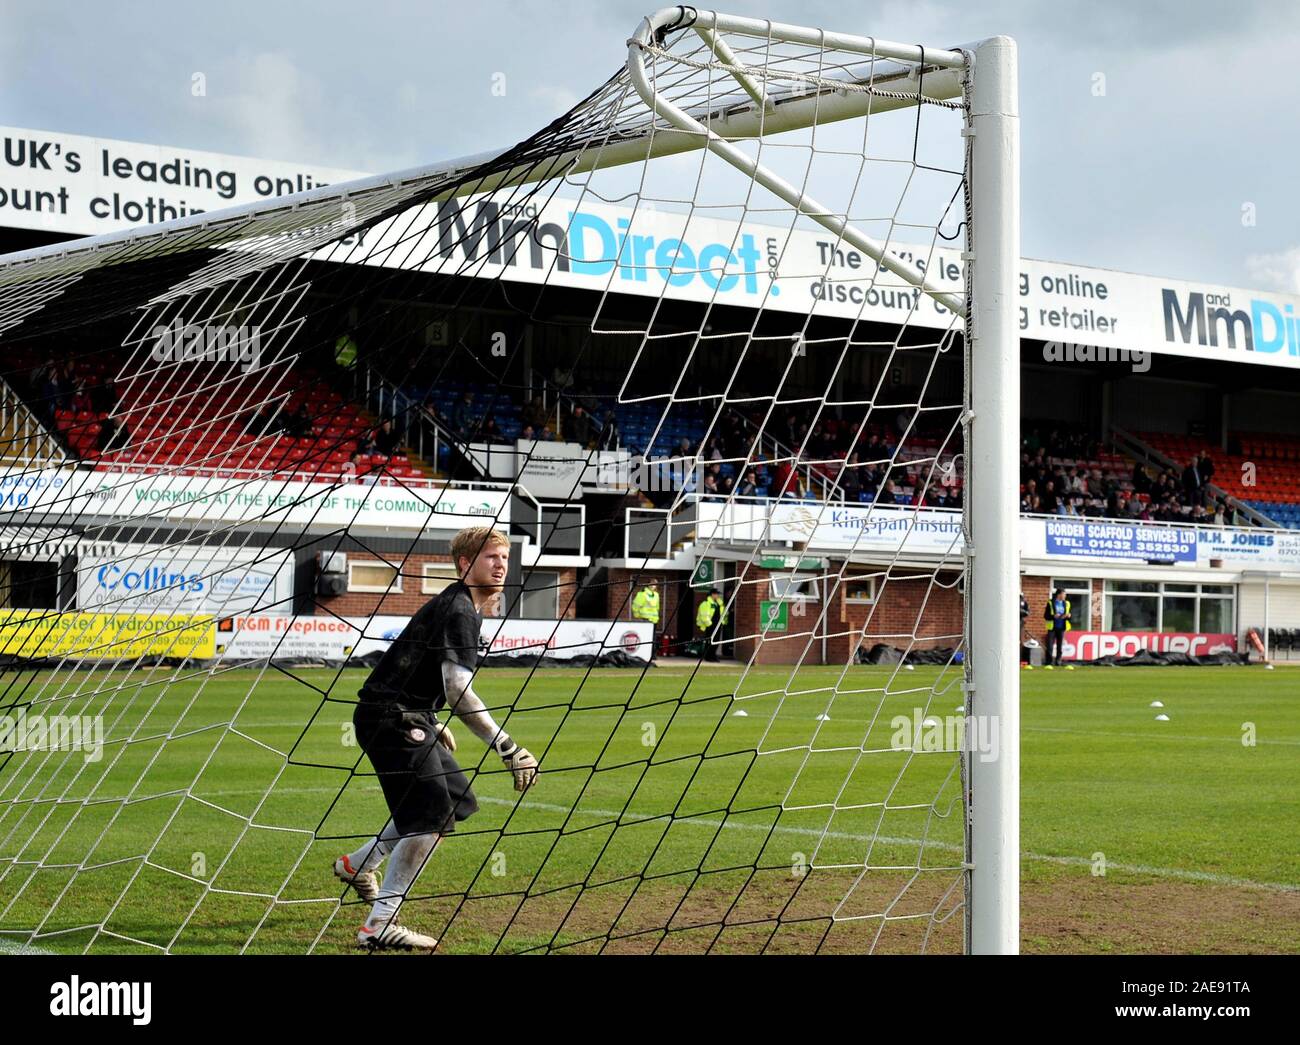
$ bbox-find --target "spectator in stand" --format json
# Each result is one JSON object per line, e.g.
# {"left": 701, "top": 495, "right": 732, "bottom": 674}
{"left": 735, "top": 468, "right": 759, "bottom": 498}
{"left": 1040, "top": 479, "right": 1060, "bottom": 514}
{"left": 519, "top": 424, "right": 536, "bottom": 443}
{"left": 285, "top": 403, "right": 314, "bottom": 439}
{"left": 451, "top": 391, "right": 476, "bottom": 439}
{"left": 96, "top": 413, "right": 130, "bottom": 453}
{"left": 539, "top": 425, "right": 556, "bottom": 442}
{"left": 246, "top": 404, "right": 286, "bottom": 437}
{"left": 90, "top": 377, "right": 117, "bottom": 416}
{"left": 66, "top": 379, "right": 92, "bottom": 415}
{"left": 1213, "top": 497, "right": 1227, "bottom": 527}
{"left": 702, "top": 473, "right": 722, "bottom": 499}
{"left": 781, "top": 472, "right": 810, "bottom": 500}
{"left": 370, "top": 418, "right": 400, "bottom": 455}
{"left": 877, "top": 478, "right": 898, "bottom": 505}
{"left": 1181, "top": 456, "right": 1203, "bottom": 506}
{"left": 1198, "top": 450, "right": 1215, "bottom": 488}
{"left": 568, "top": 403, "right": 595, "bottom": 447}
{"left": 863, "top": 432, "right": 886, "bottom": 464}
{"left": 773, "top": 457, "right": 795, "bottom": 498}
{"left": 523, "top": 395, "right": 548, "bottom": 431}
{"left": 1132, "top": 462, "right": 1152, "bottom": 496}
{"left": 839, "top": 452, "right": 863, "bottom": 502}
{"left": 597, "top": 410, "right": 620, "bottom": 451}
{"left": 479, "top": 415, "right": 503, "bottom": 445}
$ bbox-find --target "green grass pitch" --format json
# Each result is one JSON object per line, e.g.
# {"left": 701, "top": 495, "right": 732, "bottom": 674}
{"left": 1, "top": 663, "right": 1296, "bottom": 954}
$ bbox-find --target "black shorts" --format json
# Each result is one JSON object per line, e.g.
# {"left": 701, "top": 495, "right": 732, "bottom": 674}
{"left": 353, "top": 703, "right": 479, "bottom": 836}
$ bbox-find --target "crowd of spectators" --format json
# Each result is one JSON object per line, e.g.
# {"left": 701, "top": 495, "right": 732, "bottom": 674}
{"left": 26, "top": 357, "right": 118, "bottom": 422}
{"left": 1020, "top": 425, "right": 1251, "bottom": 526}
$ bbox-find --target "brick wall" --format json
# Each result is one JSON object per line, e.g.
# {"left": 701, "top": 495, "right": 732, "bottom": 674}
{"left": 721, "top": 563, "right": 966, "bottom": 665}
{"left": 827, "top": 568, "right": 964, "bottom": 663}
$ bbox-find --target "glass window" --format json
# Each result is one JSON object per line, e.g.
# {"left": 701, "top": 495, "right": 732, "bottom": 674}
{"left": 1107, "top": 580, "right": 1159, "bottom": 593}
{"left": 1161, "top": 596, "right": 1196, "bottom": 632}
{"left": 1201, "top": 584, "right": 1234, "bottom": 595}
{"left": 520, "top": 570, "right": 558, "bottom": 619}
{"left": 1199, "top": 597, "right": 1235, "bottom": 633}
{"left": 422, "top": 563, "right": 459, "bottom": 595}
{"left": 349, "top": 561, "right": 402, "bottom": 593}
{"left": 770, "top": 573, "right": 819, "bottom": 601}
{"left": 844, "top": 574, "right": 877, "bottom": 604}
{"left": 1108, "top": 594, "right": 1158, "bottom": 630}
{"left": 1163, "top": 583, "right": 1197, "bottom": 593}
{"left": 1051, "top": 579, "right": 1090, "bottom": 630}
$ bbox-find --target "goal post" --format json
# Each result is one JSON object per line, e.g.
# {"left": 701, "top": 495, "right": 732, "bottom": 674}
{"left": 964, "top": 34, "right": 1021, "bottom": 956}
{"left": 0, "top": 9, "right": 1019, "bottom": 955}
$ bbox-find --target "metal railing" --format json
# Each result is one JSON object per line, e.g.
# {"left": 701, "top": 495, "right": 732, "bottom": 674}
{"left": 0, "top": 379, "right": 68, "bottom": 468}
{"left": 361, "top": 365, "right": 452, "bottom": 476}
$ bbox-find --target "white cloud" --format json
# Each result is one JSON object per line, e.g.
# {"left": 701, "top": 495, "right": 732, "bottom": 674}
{"left": 208, "top": 51, "right": 320, "bottom": 162}
{"left": 1245, "top": 248, "right": 1300, "bottom": 295}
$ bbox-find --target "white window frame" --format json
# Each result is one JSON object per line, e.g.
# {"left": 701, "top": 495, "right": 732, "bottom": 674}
{"left": 844, "top": 572, "right": 877, "bottom": 605}
{"left": 1049, "top": 578, "right": 1091, "bottom": 629}
{"left": 769, "top": 572, "right": 820, "bottom": 602}
{"left": 1102, "top": 580, "right": 1236, "bottom": 632}
{"left": 348, "top": 560, "right": 403, "bottom": 594}
{"left": 422, "top": 562, "right": 459, "bottom": 595}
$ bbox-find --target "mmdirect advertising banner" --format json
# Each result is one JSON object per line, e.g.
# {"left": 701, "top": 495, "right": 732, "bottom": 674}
{"left": 1062, "top": 631, "right": 1237, "bottom": 661}
{"left": 5, "top": 122, "right": 1297, "bottom": 371}
{"left": 355, "top": 190, "right": 1300, "bottom": 371}
{"left": 0, "top": 610, "right": 216, "bottom": 660}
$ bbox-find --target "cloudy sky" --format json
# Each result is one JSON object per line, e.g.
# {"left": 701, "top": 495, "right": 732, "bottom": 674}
{"left": 2, "top": 0, "right": 1297, "bottom": 291}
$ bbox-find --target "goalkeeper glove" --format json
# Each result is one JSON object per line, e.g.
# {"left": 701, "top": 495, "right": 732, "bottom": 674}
{"left": 494, "top": 735, "right": 538, "bottom": 791}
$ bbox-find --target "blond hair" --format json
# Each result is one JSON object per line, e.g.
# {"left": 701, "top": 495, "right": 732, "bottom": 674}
{"left": 450, "top": 526, "right": 510, "bottom": 573}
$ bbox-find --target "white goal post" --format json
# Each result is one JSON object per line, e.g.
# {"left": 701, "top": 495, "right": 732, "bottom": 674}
{"left": 0, "top": 8, "right": 1019, "bottom": 955}
{"left": 627, "top": 9, "right": 1021, "bottom": 953}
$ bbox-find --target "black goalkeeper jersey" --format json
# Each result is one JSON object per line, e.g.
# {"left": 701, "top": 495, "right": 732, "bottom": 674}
{"left": 358, "top": 580, "right": 484, "bottom": 710}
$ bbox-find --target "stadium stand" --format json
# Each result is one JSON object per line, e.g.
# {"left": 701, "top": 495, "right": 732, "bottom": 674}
{"left": 1135, "top": 430, "right": 1300, "bottom": 529}
{"left": 14, "top": 349, "right": 434, "bottom": 484}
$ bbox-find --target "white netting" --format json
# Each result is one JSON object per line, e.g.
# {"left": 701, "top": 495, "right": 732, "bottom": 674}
{"left": 0, "top": 12, "right": 978, "bottom": 954}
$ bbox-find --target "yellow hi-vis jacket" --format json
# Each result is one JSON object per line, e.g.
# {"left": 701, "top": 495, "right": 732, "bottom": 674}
{"left": 1043, "top": 597, "right": 1072, "bottom": 631}
{"left": 696, "top": 594, "right": 728, "bottom": 632}
{"left": 334, "top": 334, "right": 359, "bottom": 370}
{"left": 632, "top": 587, "right": 660, "bottom": 624}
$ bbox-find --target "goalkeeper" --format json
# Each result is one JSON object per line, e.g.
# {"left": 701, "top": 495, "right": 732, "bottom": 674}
{"left": 334, "top": 526, "right": 538, "bottom": 952}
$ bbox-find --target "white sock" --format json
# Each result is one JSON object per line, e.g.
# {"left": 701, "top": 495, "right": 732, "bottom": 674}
{"left": 344, "top": 819, "right": 402, "bottom": 875}
{"left": 366, "top": 832, "right": 440, "bottom": 927}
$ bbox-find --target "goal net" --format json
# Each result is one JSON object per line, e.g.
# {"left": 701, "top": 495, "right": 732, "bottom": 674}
{"left": 0, "top": 9, "right": 1018, "bottom": 954}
